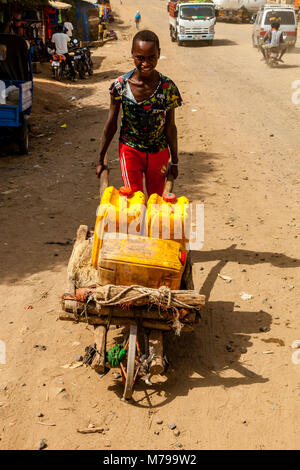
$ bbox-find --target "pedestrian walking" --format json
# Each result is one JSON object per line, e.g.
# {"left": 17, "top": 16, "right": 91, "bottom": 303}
{"left": 63, "top": 16, "right": 73, "bottom": 38}
{"left": 135, "top": 10, "right": 141, "bottom": 30}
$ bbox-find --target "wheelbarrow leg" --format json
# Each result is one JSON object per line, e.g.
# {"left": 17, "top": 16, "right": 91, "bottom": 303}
{"left": 149, "top": 330, "right": 164, "bottom": 376}
{"left": 91, "top": 325, "right": 107, "bottom": 374}
{"left": 123, "top": 324, "right": 137, "bottom": 400}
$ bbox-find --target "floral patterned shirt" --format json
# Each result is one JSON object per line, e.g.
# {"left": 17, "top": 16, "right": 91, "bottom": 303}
{"left": 110, "top": 69, "right": 182, "bottom": 153}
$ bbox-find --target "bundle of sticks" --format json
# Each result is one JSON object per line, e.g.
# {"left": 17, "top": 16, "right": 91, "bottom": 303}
{"left": 60, "top": 285, "right": 205, "bottom": 332}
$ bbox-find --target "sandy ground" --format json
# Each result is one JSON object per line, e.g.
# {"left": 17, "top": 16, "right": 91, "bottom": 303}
{"left": 1, "top": 0, "right": 300, "bottom": 450}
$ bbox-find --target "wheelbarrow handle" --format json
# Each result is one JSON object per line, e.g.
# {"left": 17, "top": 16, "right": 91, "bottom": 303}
{"left": 163, "top": 163, "right": 174, "bottom": 194}
{"left": 100, "top": 158, "right": 174, "bottom": 198}
{"left": 99, "top": 155, "right": 109, "bottom": 199}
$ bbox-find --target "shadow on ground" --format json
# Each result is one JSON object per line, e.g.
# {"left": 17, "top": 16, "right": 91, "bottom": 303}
{"left": 181, "top": 39, "right": 238, "bottom": 47}
{"left": 107, "top": 244, "right": 299, "bottom": 407}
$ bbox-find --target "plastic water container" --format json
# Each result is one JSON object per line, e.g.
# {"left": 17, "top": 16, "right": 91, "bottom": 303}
{"left": 92, "top": 186, "right": 146, "bottom": 269}
{"left": 97, "top": 232, "right": 186, "bottom": 290}
{"left": 146, "top": 193, "right": 190, "bottom": 249}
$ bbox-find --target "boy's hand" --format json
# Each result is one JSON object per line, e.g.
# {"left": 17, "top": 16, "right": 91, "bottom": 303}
{"left": 170, "top": 163, "right": 178, "bottom": 180}
{"left": 96, "top": 164, "right": 108, "bottom": 178}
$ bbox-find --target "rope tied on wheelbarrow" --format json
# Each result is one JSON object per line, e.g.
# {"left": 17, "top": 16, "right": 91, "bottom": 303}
{"left": 94, "top": 285, "right": 196, "bottom": 310}
{"left": 93, "top": 285, "right": 200, "bottom": 336}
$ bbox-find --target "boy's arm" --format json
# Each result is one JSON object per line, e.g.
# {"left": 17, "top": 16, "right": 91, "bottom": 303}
{"left": 96, "top": 95, "right": 121, "bottom": 177}
{"left": 165, "top": 109, "right": 179, "bottom": 179}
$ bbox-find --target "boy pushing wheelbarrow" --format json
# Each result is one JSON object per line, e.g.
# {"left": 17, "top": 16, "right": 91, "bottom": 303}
{"left": 96, "top": 29, "right": 182, "bottom": 197}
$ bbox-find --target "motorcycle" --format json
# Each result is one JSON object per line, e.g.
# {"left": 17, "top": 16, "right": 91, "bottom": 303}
{"left": 69, "top": 39, "right": 93, "bottom": 78}
{"left": 50, "top": 53, "right": 75, "bottom": 80}
{"left": 263, "top": 33, "right": 288, "bottom": 68}
{"left": 265, "top": 48, "right": 281, "bottom": 67}
{"left": 82, "top": 46, "right": 93, "bottom": 76}
{"left": 48, "top": 42, "right": 76, "bottom": 81}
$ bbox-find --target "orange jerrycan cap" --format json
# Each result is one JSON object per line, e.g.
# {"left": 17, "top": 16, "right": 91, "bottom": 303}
{"left": 163, "top": 193, "right": 176, "bottom": 203}
{"left": 180, "top": 251, "right": 187, "bottom": 265}
{"left": 119, "top": 186, "right": 133, "bottom": 197}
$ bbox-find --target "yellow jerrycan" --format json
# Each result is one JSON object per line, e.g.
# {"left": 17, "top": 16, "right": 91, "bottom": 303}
{"left": 92, "top": 186, "right": 146, "bottom": 269}
{"left": 146, "top": 192, "right": 190, "bottom": 249}
{"left": 97, "top": 232, "right": 186, "bottom": 290}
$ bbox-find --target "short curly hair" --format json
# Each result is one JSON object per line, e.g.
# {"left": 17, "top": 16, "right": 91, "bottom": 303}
{"left": 132, "top": 30, "right": 160, "bottom": 53}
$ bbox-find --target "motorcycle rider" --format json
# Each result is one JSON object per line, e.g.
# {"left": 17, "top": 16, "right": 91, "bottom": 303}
{"left": 261, "top": 20, "right": 286, "bottom": 63}
{"left": 51, "top": 24, "right": 75, "bottom": 79}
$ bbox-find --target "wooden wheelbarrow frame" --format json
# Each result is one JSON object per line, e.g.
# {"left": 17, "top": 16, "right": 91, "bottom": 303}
{"left": 60, "top": 160, "right": 205, "bottom": 400}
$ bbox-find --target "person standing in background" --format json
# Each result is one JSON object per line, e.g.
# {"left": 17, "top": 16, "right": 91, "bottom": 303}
{"left": 99, "top": 19, "right": 104, "bottom": 43}
{"left": 63, "top": 16, "right": 73, "bottom": 37}
{"left": 135, "top": 10, "right": 141, "bottom": 29}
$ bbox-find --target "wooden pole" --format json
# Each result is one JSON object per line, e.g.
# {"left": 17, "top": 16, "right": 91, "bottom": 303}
{"left": 163, "top": 163, "right": 174, "bottom": 195}
{"left": 181, "top": 251, "right": 195, "bottom": 290}
{"left": 41, "top": 8, "right": 46, "bottom": 47}
{"left": 149, "top": 330, "right": 164, "bottom": 376}
{"left": 99, "top": 154, "right": 109, "bottom": 200}
{"left": 62, "top": 301, "right": 196, "bottom": 323}
{"left": 91, "top": 325, "right": 107, "bottom": 374}
{"left": 59, "top": 312, "right": 195, "bottom": 332}
{"left": 91, "top": 286, "right": 205, "bottom": 308}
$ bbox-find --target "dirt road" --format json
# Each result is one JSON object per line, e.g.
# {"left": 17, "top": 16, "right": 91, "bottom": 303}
{"left": 1, "top": 0, "right": 300, "bottom": 450}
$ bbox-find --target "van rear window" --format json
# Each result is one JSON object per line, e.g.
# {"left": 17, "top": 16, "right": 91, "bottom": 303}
{"left": 264, "top": 11, "right": 296, "bottom": 25}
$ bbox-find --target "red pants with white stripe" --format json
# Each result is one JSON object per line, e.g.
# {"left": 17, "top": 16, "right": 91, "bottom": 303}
{"left": 119, "top": 142, "right": 170, "bottom": 196}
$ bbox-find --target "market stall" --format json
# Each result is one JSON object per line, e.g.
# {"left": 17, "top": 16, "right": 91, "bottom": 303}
{"left": 0, "top": 1, "right": 74, "bottom": 64}
{"left": 75, "top": 0, "right": 99, "bottom": 42}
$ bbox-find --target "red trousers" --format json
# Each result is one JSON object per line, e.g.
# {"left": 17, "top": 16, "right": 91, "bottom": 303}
{"left": 119, "top": 142, "right": 170, "bottom": 196}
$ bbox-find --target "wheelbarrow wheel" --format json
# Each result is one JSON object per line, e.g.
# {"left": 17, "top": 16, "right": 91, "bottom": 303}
{"left": 18, "top": 122, "right": 29, "bottom": 155}
{"left": 123, "top": 324, "right": 137, "bottom": 400}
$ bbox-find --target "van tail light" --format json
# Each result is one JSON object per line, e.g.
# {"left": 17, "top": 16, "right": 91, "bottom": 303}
{"left": 260, "top": 28, "right": 266, "bottom": 36}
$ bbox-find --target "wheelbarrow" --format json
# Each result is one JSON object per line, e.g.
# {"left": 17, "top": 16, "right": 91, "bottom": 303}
{"left": 60, "top": 158, "right": 205, "bottom": 400}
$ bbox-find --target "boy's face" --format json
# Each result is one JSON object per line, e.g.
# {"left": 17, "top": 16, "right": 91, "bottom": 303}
{"left": 132, "top": 40, "right": 160, "bottom": 77}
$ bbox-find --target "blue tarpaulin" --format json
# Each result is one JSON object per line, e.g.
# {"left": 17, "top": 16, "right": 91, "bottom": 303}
{"left": 75, "top": 1, "right": 98, "bottom": 42}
